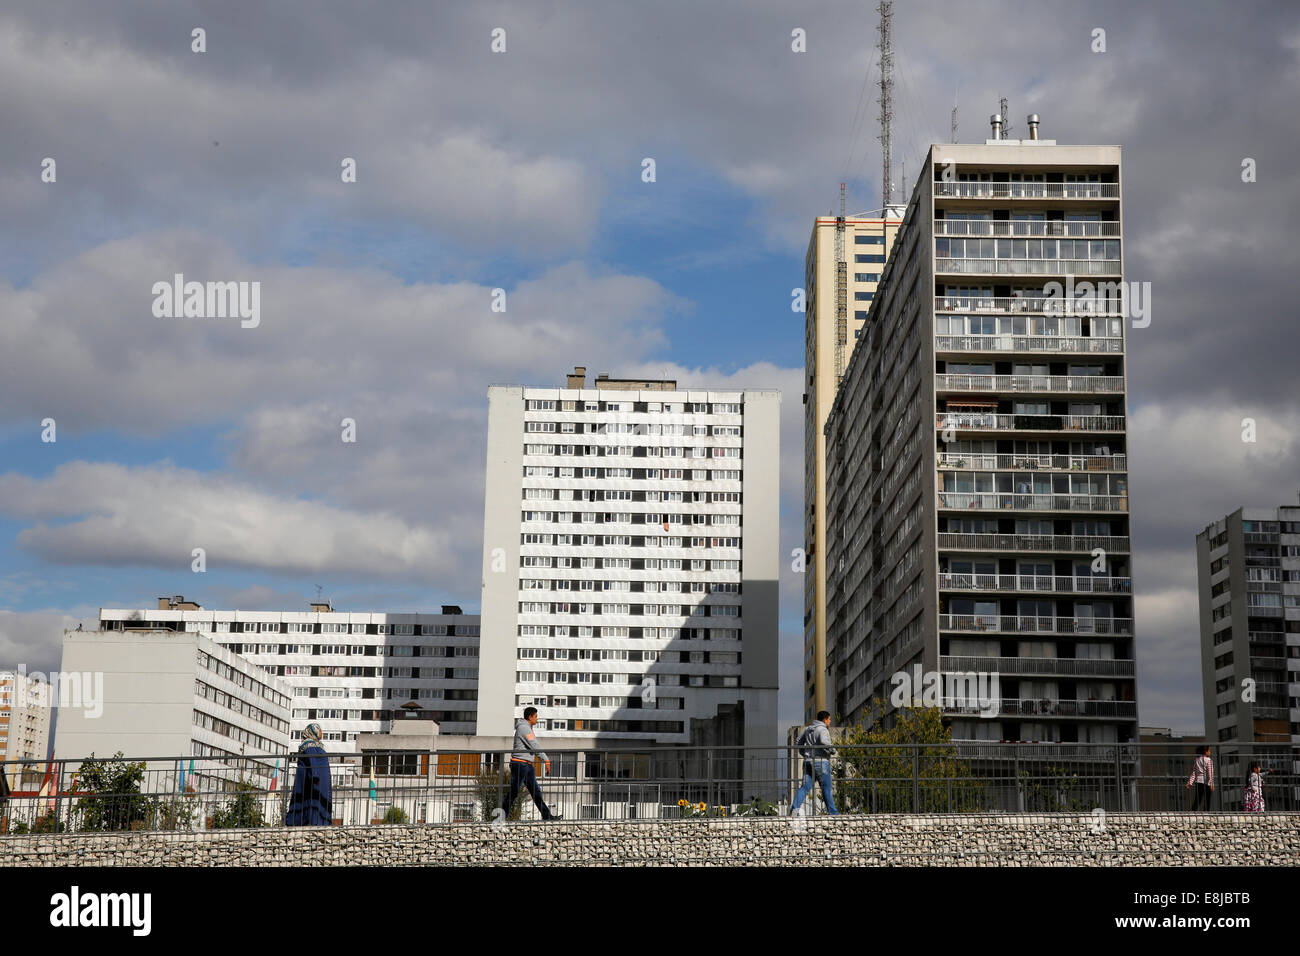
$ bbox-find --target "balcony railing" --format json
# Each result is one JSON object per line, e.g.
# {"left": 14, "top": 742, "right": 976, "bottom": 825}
{"left": 936, "top": 334, "right": 1123, "bottom": 354}
{"left": 937, "top": 452, "right": 1128, "bottom": 472}
{"left": 939, "top": 613, "right": 1133, "bottom": 635}
{"left": 936, "top": 373, "right": 1125, "bottom": 393}
{"left": 936, "top": 258, "right": 1121, "bottom": 277}
{"left": 935, "top": 295, "right": 1125, "bottom": 315}
{"left": 937, "top": 492, "right": 1128, "bottom": 512}
{"left": 938, "top": 572, "right": 1132, "bottom": 594}
{"left": 936, "top": 412, "right": 1126, "bottom": 432}
{"left": 941, "top": 655, "right": 1136, "bottom": 677}
{"left": 1248, "top": 631, "right": 1286, "bottom": 644}
{"left": 934, "top": 220, "right": 1121, "bottom": 237}
{"left": 943, "top": 697, "right": 1137, "bottom": 718}
{"left": 936, "top": 532, "right": 1131, "bottom": 553}
{"left": 934, "top": 181, "right": 1120, "bottom": 200}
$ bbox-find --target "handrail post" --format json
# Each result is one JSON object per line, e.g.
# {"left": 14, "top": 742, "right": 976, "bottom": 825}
{"left": 912, "top": 746, "right": 919, "bottom": 813}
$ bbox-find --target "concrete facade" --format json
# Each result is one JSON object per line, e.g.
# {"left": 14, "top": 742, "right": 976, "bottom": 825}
{"left": 1195, "top": 502, "right": 1300, "bottom": 753}
{"left": 803, "top": 215, "right": 902, "bottom": 721}
{"left": 824, "top": 135, "right": 1140, "bottom": 746}
{"left": 97, "top": 600, "right": 482, "bottom": 750}
{"left": 477, "top": 371, "right": 781, "bottom": 752}
{"left": 53, "top": 629, "right": 292, "bottom": 790}
{"left": 0, "top": 670, "right": 53, "bottom": 791}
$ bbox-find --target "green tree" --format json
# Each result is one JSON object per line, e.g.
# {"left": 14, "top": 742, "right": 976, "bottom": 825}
{"left": 1018, "top": 765, "right": 1098, "bottom": 811}
{"left": 73, "top": 753, "right": 153, "bottom": 831}
{"left": 475, "top": 766, "right": 521, "bottom": 822}
{"left": 835, "top": 700, "right": 986, "bottom": 813}
{"left": 382, "top": 806, "right": 409, "bottom": 824}
{"left": 210, "top": 780, "right": 266, "bottom": 829}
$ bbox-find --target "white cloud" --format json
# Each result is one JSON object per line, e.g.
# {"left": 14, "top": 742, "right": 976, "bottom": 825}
{"left": 0, "top": 461, "right": 454, "bottom": 581}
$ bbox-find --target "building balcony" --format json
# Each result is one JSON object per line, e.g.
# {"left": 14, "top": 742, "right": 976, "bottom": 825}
{"left": 937, "top": 491, "right": 1128, "bottom": 512}
{"left": 941, "top": 655, "right": 1136, "bottom": 677}
{"left": 935, "top": 373, "right": 1125, "bottom": 394}
{"left": 936, "top": 532, "right": 1130, "bottom": 554}
{"left": 935, "top": 295, "right": 1125, "bottom": 315}
{"left": 939, "top": 613, "right": 1133, "bottom": 635}
{"left": 937, "top": 452, "right": 1127, "bottom": 472}
{"left": 1248, "top": 631, "right": 1286, "bottom": 645}
{"left": 942, "top": 697, "right": 1136, "bottom": 718}
{"left": 935, "top": 257, "right": 1121, "bottom": 277}
{"left": 938, "top": 572, "right": 1132, "bottom": 595}
{"left": 935, "top": 412, "right": 1126, "bottom": 433}
{"left": 934, "top": 181, "right": 1120, "bottom": 200}
{"left": 936, "top": 334, "right": 1123, "bottom": 355}
{"left": 934, "top": 220, "right": 1121, "bottom": 238}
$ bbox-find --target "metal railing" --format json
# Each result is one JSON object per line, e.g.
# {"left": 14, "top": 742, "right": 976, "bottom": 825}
{"left": 934, "top": 220, "right": 1121, "bottom": 237}
{"left": 936, "top": 532, "right": 1130, "bottom": 553}
{"left": 936, "top": 258, "right": 1121, "bottom": 277}
{"left": 939, "top": 613, "right": 1134, "bottom": 634}
{"left": 935, "top": 295, "right": 1125, "bottom": 315}
{"left": 938, "top": 572, "right": 1131, "bottom": 594}
{"left": 4, "top": 742, "right": 1296, "bottom": 829}
{"left": 943, "top": 697, "right": 1136, "bottom": 718}
{"left": 936, "top": 373, "right": 1125, "bottom": 393}
{"left": 937, "top": 491, "right": 1128, "bottom": 512}
{"left": 940, "top": 655, "right": 1136, "bottom": 677}
{"left": 937, "top": 452, "right": 1127, "bottom": 472}
{"left": 936, "top": 334, "right": 1123, "bottom": 354}
{"left": 935, "top": 181, "right": 1120, "bottom": 200}
{"left": 936, "top": 412, "right": 1125, "bottom": 432}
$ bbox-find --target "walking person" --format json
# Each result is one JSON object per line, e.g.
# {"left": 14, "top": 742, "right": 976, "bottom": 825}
{"left": 789, "top": 711, "right": 839, "bottom": 816}
{"left": 285, "top": 723, "right": 333, "bottom": 826}
{"left": 1185, "top": 744, "right": 1215, "bottom": 811}
{"left": 1243, "top": 760, "right": 1266, "bottom": 813}
{"left": 502, "top": 707, "right": 559, "bottom": 821}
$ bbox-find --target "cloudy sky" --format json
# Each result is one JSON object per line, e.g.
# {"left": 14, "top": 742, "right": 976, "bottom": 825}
{"left": 1, "top": 0, "right": 1297, "bottom": 735}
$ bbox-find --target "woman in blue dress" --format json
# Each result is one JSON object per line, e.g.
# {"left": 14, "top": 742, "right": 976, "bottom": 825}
{"left": 285, "top": 723, "right": 333, "bottom": 826}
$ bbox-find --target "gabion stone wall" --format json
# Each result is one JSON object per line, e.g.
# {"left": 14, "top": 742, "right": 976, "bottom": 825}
{"left": 2, "top": 813, "right": 1297, "bottom": 866}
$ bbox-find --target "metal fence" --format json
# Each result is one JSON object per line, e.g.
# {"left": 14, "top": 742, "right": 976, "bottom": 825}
{"left": 2, "top": 742, "right": 1296, "bottom": 833}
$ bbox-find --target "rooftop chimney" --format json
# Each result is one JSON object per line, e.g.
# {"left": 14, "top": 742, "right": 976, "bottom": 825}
{"left": 566, "top": 365, "right": 586, "bottom": 388}
{"left": 1027, "top": 114, "right": 1040, "bottom": 140}
{"left": 990, "top": 114, "right": 1003, "bottom": 139}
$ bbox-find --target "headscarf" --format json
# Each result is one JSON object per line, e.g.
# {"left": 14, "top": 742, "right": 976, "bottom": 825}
{"left": 299, "top": 722, "right": 324, "bottom": 752}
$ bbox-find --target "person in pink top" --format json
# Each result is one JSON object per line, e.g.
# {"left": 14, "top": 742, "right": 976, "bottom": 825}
{"left": 1184, "top": 744, "right": 1215, "bottom": 811}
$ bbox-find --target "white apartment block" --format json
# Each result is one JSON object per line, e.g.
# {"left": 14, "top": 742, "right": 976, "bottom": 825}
{"left": 54, "top": 628, "right": 293, "bottom": 790}
{"left": 96, "top": 597, "right": 482, "bottom": 752}
{"left": 1, "top": 670, "right": 53, "bottom": 790}
{"left": 478, "top": 367, "right": 781, "bottom": 750}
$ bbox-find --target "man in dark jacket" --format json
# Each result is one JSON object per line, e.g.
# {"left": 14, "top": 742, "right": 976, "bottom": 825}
{"left": 790, "top": 711, "right": 839, "bottom": 815}
{"left": 286, "top": 723, "right": 333, "bottom": 826}
{"left": 502, "top": 707, "right": 559, "bottom": 821}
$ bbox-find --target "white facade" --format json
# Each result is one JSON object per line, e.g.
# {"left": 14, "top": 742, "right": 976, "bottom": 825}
{"left": 54, "top": 629, "right": 292, "bottom": 788}
{"left": 97, "top": 602, "right": 482, "bottom": 752}
{"left": 0, "top": 670, "right": 53, "bottom": 790}
{"left": 478, "top": 372, "right": 781, "bottom": 750}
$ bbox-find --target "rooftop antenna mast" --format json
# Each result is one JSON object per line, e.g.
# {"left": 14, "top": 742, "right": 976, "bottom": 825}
{"left": 877, "top": 0, "right": 894, "bottom": 210}
{"left": 951, "top": 103, "right": 958, "bottom": 143}
{"left": 834, "top": 182, "right": 848, "bottom": 382}
{"left": 999, "top": 95, "right": 1013, "bottom": 139}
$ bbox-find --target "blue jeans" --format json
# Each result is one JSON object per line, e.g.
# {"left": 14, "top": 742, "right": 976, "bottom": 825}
{"left": 503, "top": 760, "right": 553, "bottom": 819}
{"left": 790, "top": 759, "right": 838, "bottom": 815}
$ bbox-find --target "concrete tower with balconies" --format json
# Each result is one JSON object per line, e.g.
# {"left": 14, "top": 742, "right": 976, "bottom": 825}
{"left": 823, "top": 120, "right": 1140, "bottom": 746}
